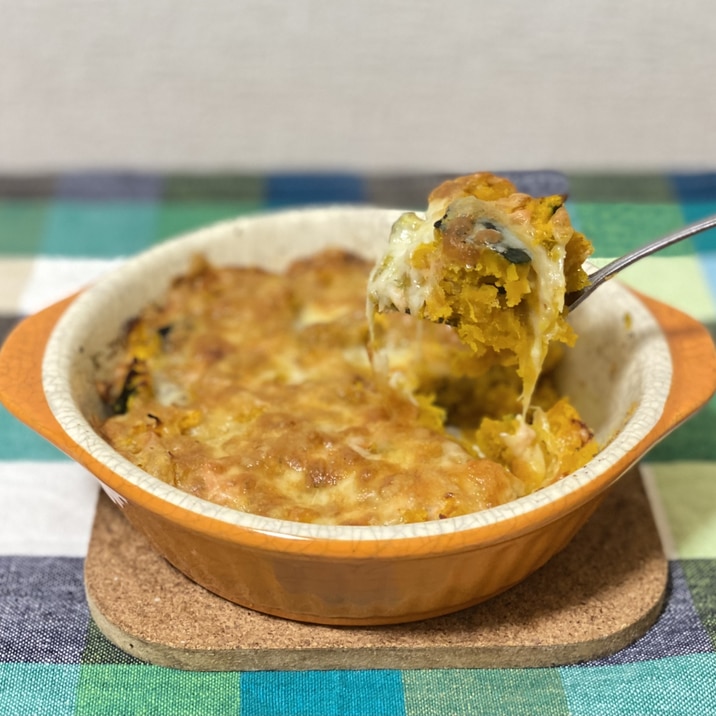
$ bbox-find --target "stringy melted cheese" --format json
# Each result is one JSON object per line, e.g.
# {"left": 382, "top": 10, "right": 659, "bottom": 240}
{"left": 367, "top": 172, "right": 595, "bottom": 486}
{"left": 368, "top": 173, "right": 592, "bottom": 409}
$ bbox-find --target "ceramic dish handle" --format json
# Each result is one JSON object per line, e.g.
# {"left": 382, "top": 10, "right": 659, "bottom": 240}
{"left": 0, "top": 296, "right": 77, "bottom": 453}
{"left": 637, "top": 292, "right": 716, "bottom": 439}
{"left": 0, "top": 292, "right": 714, "bottom": 462}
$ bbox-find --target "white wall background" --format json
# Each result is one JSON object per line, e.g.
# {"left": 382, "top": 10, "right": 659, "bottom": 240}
{"left": 1, "top": 0, "right": 714, "bottom": 172}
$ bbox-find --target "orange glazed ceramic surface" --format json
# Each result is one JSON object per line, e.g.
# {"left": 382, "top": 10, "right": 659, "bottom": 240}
{"left": 1, "top": 207, "right": 715, "bottom": 624}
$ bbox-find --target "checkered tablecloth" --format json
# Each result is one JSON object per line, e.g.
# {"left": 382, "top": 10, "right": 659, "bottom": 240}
{"left": 1, "top": 171, "right": 715, "bottom": 715}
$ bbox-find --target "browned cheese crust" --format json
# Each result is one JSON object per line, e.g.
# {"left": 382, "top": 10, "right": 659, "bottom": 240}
{"left": 99, "top": 216, "right": 597, "bottom": 526}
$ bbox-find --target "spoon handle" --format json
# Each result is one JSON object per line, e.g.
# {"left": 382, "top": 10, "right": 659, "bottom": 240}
{"left": 567, "top": 213, "right": 716, "bottom": 310}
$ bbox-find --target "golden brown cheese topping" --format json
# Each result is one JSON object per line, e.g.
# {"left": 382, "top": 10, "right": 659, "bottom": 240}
{"left": 99, "top": 245, "right": 597, "bottom": 526}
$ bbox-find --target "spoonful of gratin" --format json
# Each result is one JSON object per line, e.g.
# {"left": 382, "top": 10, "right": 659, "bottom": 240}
{"left": 367, "top": 172, "right": 593, "bottom": 411}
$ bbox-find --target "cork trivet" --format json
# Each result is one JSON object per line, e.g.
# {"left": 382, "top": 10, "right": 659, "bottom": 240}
{"left": 85, "top": 466, "right": 667, "bottom": 671}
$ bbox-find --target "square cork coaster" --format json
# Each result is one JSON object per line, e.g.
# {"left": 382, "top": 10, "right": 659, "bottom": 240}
{"left": 85, "top": 467, "right": 668, "bottom": 671}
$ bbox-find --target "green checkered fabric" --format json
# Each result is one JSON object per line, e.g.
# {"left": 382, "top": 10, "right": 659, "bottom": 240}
{"left": 1, "top": 171, "right": 716, "bottom": 715}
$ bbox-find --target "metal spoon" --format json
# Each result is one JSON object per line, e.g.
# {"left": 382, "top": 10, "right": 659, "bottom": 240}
{"left": 566, "top": 213, "right": 716, "bottom": 311}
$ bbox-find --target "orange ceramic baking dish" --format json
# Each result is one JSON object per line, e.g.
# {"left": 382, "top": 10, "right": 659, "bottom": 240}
{"left": 1, "top": 207, "right": 715, "bottom": 625}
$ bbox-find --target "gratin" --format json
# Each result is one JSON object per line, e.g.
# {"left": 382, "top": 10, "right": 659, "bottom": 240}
{"left": 99, "top": 173, "right": 598, "bottom": 526}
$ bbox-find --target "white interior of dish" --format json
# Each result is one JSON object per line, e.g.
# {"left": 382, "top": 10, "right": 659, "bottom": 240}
{"left": 42, "top": 207, "right": 672, "bottom": 540}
